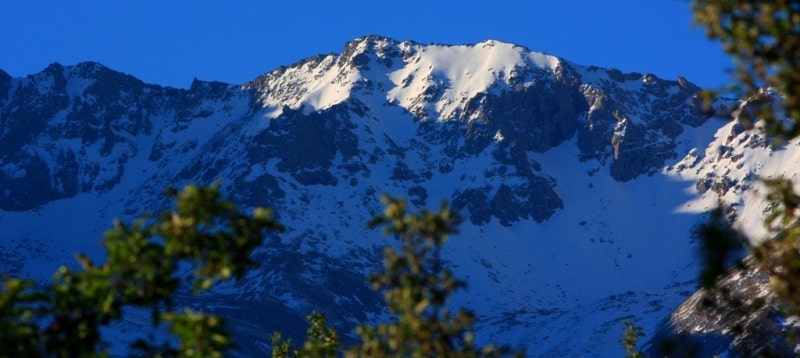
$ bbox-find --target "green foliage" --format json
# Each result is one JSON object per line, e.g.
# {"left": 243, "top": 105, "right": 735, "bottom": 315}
{"left": 271, "top": 311, "right": 339, "bottom": 358}
{"left": 2, "top": 184, "right": 519, "bottom": 357}
{"left": 0, "top": 278, "right": 47, "bottom": 356}
{"left": 697, "top": 206, "right": 746, "bottom": 289}
{"left": 614, "top": 2, "right": 800, "bottom": 355}
{"left": 692, "top": 0, "right": 800, "bottom": 300}
{"left": 352, "top": 195, "right": 504, "bottom": 357}
{"left": 692, "top": 0, "right": 800, "bottom": 354}
{"left": 0, "top": 183, "right": 283, "bottom": 357}
{"left": 620, "top": 321, "right": 645, "bottom": 358}
{"left": 693, "top": 0, "right": 800, "bottom": 139}
{"left": 162, "top": 309, "right": 231, "bottom": 357}
{"left": 750, "top": 178, "right": 800, "bottom": 314}
{"left": 274, "top": 196, "right": 517, "bottom": 357}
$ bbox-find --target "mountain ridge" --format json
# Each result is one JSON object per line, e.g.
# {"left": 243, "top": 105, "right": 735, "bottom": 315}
{"left": 0, "top": 36, "right": 787, "bottom": 356}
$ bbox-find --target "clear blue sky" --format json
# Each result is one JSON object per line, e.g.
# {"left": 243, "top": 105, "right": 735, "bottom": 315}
{"left": 1, "top": 1, "right": 733, "bottom": 89}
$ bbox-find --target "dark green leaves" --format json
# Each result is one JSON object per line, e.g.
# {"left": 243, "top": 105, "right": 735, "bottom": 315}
{"left": 693, "top": 0, "right": 800, "bottom": 139}
{"left": 351, "top": 196, "right": 510, "bottom": 357}
{"left": 0, "top": 183, "right": 282, "bottom": 357}
{"left": 273, "top": 195, "right": 515, "bottom": 357}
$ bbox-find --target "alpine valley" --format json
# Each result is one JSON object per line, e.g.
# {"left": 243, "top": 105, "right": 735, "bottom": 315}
{"left": 1, "top": 36, "right": 797, "bottom": 356}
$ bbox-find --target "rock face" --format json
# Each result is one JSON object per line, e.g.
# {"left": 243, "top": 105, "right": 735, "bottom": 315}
{"left": 0, "top": 37, "right": 708, "bottom": 223}
{"left": 1, "top": 36, "right": 736, "bottom": 356}
{"left": 0, "top": 62, "right": 253, "bottom": 211}
{"left": 577, "top": 68, "right": 706, "bottom": 181}
{"left": 648, "top": 258, "right": 794, "bottom": 357}
{"left": 650, "top": 90, "right": 800, "bottom": 357}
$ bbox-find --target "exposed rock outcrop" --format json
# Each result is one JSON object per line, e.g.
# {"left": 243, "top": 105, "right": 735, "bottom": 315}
{"left": 648, "top": 258, "right": 794, "bottom": 357}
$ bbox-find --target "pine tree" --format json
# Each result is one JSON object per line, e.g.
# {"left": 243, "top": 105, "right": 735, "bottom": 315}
{"left": 0, "top": 183, "right": 283, "bottom": 357}
{"left": 273, "top": 196, "right": 519, "bottom": 357}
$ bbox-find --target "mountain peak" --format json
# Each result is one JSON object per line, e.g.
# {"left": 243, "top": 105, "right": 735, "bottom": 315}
{"left": 245, "top": 36, "right": 571, "bottom": 118}
{"left": 5, "top": 34, "right": 790, "bottom": 357}
{"left": 344, "top": 34, "right": 406, "bottom": 49}
{"left": 339, "top": 36, "right": 563, "bottom": 74}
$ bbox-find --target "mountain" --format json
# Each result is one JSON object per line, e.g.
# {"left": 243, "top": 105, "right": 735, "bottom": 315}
{"left": 1, "top": 35, "right": 795, "bottom": 356}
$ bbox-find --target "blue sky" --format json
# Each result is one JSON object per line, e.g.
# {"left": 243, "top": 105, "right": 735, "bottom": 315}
{"left": 1, "top": 1, "right": 733, "bottom": 89}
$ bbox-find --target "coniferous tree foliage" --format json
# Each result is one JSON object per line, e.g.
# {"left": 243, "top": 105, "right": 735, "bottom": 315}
{"left": 271, "top": 311, "right": 340, "bottom": 358}
{"left": 0, "top": 183, "right": 283, "bottom": 357}
{"left": 5, "top": 1, "right": 800, "bottom": 356}
{"left": 602, "top": 1, "right": 800, "bottom": 355}
{"left": 0, "top": 188, "right": 519, "bottom": 357}
{"left": 693, "top": 0, "right": 800, "bottom": 139}
{"left": 683, "top": 0, "right": 800, "bottom": 355}
{"left": 692, "top": 0, "right": 800, "bottom": 307}
{"left": 273, "top": 196, "right": 518, "bottom": 357}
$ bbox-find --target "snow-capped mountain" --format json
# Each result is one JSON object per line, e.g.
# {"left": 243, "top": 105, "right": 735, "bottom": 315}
{"left": 1, "top": 36, "right": 794, "bottom": 356}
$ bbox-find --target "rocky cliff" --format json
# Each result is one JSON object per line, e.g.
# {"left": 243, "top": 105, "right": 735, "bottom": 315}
{"left": 4, "top": 36, "right": 782, "bottom": 356}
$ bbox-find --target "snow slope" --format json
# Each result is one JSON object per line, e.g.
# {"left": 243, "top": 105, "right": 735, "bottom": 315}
{"left": 0, "top": 36, "right": 790, "bottom": 356}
